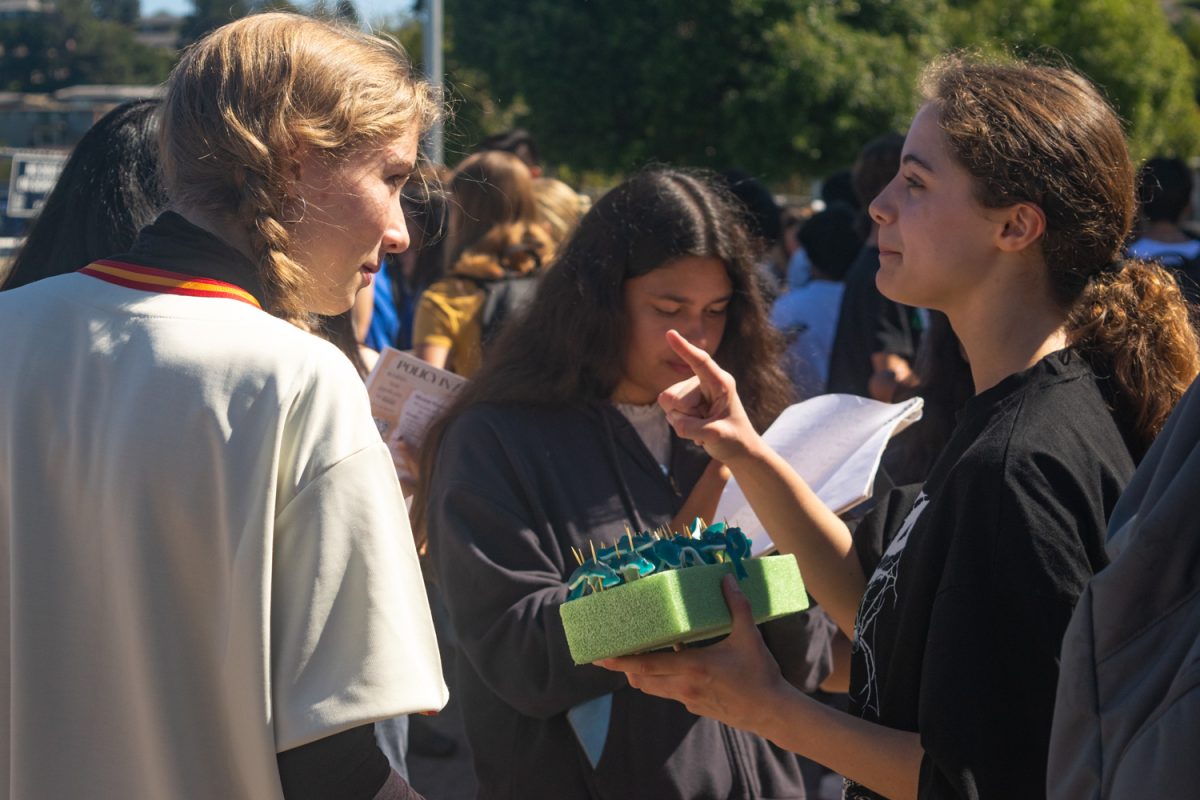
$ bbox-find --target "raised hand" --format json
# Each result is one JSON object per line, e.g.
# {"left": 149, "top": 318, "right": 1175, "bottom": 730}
{"left": 658, "top": 330, "right": 763, "bottom": 464}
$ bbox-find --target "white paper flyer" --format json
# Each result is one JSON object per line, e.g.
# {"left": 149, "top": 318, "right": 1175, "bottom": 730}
{"left": 713, "top": 394, "right": 924, "bottom": 556}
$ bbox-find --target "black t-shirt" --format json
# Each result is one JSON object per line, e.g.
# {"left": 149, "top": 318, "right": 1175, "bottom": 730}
{"left": 827, "top": 246, "right": 919, "bottom": 397}
{"left": 844, "top": 350, "right": 1134, "bottom": 799}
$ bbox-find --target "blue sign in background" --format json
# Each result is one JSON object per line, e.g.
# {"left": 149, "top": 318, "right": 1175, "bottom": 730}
{"left": 6, "top": 152, "right": 67, "bottom": 219}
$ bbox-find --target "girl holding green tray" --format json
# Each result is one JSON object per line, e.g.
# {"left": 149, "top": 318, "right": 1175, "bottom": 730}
{"left": 419, "top": 169, "right": 838, "bottom": 799}
{"left": 601, "top": 56, "right": 1200, "bottom": 800}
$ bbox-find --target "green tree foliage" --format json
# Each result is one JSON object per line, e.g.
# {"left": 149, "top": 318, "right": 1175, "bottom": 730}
{"left": 447, "top": 0, "right": 813, "bottom": 175}
{"left": 178, "top": 0, "right": 251, "bottom": 48}
{"left": 945, "top": 0, "right": 1200, "bottom": 160}
{"left": 447, "top": 0, "right": 1200, "bottom": 179}
{"left": 0, "top": 0, "right": 172, "bottom": 92}
{"left": 1161, "top": 1, "right": 1200, "bottom": 124}
{"left": 308, "top": 0, "right": 358, "bottom": 23}
{"left": 93, "top": 0, "right": 139, "bottom": 25}
{"left": 749, "top": 0, "right": 948, "bottom": 175}
{"left": 378, "top": 10, "right": 526, "bottom": 167}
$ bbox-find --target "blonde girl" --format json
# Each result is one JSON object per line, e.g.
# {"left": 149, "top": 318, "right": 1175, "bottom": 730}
{"left": 0, "top": 14, "right": 447, "bottom": 798}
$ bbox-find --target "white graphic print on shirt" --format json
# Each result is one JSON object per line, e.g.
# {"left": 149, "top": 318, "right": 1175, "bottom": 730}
{"left": 851, "top": 491, "right": 930, "bottom": 718}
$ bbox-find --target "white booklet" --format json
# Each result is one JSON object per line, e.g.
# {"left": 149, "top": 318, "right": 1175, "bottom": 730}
{"left": 365, "top": 347, "right": 467, "bottom": 483}
{"left": 713, "top": 394, "right": 925, "bottom": 556}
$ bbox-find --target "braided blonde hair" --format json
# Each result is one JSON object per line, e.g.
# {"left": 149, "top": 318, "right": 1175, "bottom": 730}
{"left": 160, "top": 12, "right": 440, "bottom": 323}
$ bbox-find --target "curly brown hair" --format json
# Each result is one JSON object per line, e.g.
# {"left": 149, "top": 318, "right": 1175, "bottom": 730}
{"left": 922, "top": 55, "right": 1200, "bottom": 457}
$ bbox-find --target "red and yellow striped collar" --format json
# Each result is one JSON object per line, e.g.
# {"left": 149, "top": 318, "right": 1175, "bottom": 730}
{"left": 79, "top": 260, "right": 262, "bottom": 310}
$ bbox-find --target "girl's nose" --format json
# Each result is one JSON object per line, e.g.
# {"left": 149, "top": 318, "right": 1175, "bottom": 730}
{"left": 869, "top": 177, "right": 898, "bottom": 226}
{"left": 383, "top": 206, "right": 411, "bottom": 254}
{"left": 678, "top": 314, "right": 708, "bottom": 351}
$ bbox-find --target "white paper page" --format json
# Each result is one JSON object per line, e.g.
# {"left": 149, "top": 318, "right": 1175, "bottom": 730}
{"left": 396, "top": 389, "right": 451, "bottom": 447}
{"left": 713, "top": 394, "right": 924, "bottom": 556}
{"left": 365, "top": 348, "right": 466, "bottom": 424}
{"left": 365, "top": 348, "right": 466, "bottom": 481}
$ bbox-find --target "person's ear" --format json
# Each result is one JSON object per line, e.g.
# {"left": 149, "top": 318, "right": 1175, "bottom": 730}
{"left": 995, "top": 202, "right": 1046, "bottom": 253}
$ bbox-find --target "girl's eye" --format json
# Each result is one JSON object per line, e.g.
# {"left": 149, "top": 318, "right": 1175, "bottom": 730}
{"left": 706, "top": 305, "right": 729, "bottom": 317}
{"left": 654, "top": 306, "right": 681, "bottom": 317}
{"left": 904, "top": 174, "right": 923, "bottom": 190}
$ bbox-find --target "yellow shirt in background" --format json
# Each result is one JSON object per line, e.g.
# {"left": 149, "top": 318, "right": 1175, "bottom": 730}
{"left": 412, "top": 276, "right": 486, "bottom": 377}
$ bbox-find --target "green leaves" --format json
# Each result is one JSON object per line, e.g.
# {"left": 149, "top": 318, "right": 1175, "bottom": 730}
{"left": 445, "top": 0, "right": 1200, "bottom": 180}
{"left": 0, "top": 8, "right": 172, "bottom": 92}
{"left": 8, "top": 0, "right": 1196, "bottom": 177}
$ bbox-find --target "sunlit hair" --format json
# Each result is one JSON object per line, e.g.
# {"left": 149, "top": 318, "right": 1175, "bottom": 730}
{"left": 159, "top": 12, "right": 439, "bottom": 322}
{"left": 446, "top": 149, "right": 550, "bottom": 276}
{"left": 414, "top": 169, "right": 795, "bottom": 545}
{"left": 533, "top": 177, "right": 588, "bottom": 249}
{"left": 922, "top": 55, "right": 1199, "bottom": 456}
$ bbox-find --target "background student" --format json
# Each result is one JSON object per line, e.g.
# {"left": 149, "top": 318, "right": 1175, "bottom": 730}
{"left": 412, "top": 149, "right": 553, "bottom": 376}
{"left": 418, "top": 169, "right": 837, "bottom": 799}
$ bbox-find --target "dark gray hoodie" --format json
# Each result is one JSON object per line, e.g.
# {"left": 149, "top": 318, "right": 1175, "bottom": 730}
{"left": 427, "top": 401, "right": 835, "bottom": 799}
{"left": 1049, "top": 379, "right": 1200, "bottom": 798}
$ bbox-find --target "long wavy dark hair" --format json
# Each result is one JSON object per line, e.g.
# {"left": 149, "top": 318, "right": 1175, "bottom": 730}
{"left": 415, "top": 169, "right": 794, "bottom": 542}
{"left": 3, "top": 99, "right": 167, "bottom": 291}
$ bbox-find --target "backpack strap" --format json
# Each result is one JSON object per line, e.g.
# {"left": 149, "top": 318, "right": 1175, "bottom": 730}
{"left": 462, "top": 266, "right": 544, "bottom": 348}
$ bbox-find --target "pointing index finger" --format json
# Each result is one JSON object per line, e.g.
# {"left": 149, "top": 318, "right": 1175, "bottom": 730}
{"left": 666, "top": 330, "right": 722, "bottom": 386}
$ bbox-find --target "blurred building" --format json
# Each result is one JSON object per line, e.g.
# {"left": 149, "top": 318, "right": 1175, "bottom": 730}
{"left": 135, "top": 12, "right": 183, "bottom": 50}
{"left": 0, "top": 85, "right": 160, "bottom": 149}
{"left": 0, "top": 0, "right": 53, "bottom": 20}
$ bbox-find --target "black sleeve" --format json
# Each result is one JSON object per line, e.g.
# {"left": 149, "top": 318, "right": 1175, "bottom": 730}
{"left": 842, "top": 247, "right": 916, "bottom": 361}
{"left": 826, "top": 252, "right": 877, "bottom": 396}
{"left": 277, "top": 723, "right": 399, "bottom": 800}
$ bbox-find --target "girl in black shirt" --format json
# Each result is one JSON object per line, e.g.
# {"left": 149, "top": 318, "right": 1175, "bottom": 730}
{"left": 602, "top": 57, "right": 1200, "bottom": 800}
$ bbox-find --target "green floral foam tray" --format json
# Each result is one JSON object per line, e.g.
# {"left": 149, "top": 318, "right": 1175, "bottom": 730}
{"left": 560, "top": 554, "right": 808, "bottom": 665}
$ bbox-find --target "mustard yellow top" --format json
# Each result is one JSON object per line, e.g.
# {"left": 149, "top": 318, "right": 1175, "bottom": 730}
{"left": 412, "top": 276, "right": 486, "bottom": 378}
{"left": 412, "top": 223, "right": 554, "bottom": 378}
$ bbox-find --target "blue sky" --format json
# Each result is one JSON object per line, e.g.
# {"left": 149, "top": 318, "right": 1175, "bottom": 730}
{"left": 142, "top": 0, "right": 417, "bottom": 27}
